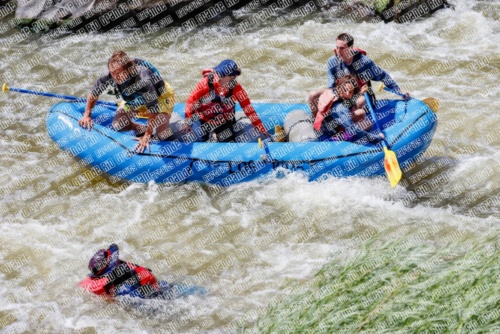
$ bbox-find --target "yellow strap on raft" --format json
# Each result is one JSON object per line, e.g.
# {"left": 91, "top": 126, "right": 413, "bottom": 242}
{"left": 274, "top": 125, "right": 285, "bottom": 142}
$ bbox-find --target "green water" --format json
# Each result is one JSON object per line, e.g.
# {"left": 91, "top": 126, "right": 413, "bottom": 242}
{"left": 252, "top": 225, "right": 500, "bottom": 333}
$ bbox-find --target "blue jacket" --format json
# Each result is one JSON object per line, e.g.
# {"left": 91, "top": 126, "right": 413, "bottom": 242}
{"left": 324, "top": 52, "right": 401, "bottom": 143}
{"left": 327, "top": 53, "right": 400, "bottom": 92}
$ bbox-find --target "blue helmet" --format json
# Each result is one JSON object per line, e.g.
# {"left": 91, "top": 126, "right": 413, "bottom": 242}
{"left": 213, "top": 59, "right": 241, "bottom": 77}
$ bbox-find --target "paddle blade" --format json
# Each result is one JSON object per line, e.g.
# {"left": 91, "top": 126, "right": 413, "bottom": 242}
{"left": 2, "top": 83, "right": 8, "bottom": 93}
{"left": 258, "top": 138, "right": 263, "bottom": 149}
{"left": 422, "top": 98, "right": 439, "bottom": 113}
{"left": 383, "top": 147, "right": 402, "bottom": 188}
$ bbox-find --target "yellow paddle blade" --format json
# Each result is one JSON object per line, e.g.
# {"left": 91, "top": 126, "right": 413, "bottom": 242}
{"left": 383, "top": 146, "right": 402, "bottom": 188}
{"left": 2, "top": 83, "right": 9, "bottom": 93}
{"left": 378, "top": 82, "right": 385, "bottom": 92}
{"left": 258, "top": 138, "right": 263, "bottom": 149}
{"left": 274, "top": 125, "right": 285, "bottom": 142}
{"left": 422, "top": 97, "right": 440, "bottom": 113}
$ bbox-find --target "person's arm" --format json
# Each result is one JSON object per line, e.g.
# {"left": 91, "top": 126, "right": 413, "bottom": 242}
{"left": 332, "top": 103, "right": 382, "bottom": 144}
{"left": 363, "top": 56, "right": 405, "bottom": 95}
{"left": 78, "top": 93, "right": 99, "bottom": 130}
{"left": 133, "top": 69, "right": 165, "bottom": 152}
{"left": 83, "top": 93, "right": 98, "bottom": 116}
{"left": 327, "top": 56, "right": 339, "bottom": 93}
{"left": 78, "top": 74, "right": 111, "bottom": 130}
{"left": 234, "top": 84, "right": 267, "bottom": 134}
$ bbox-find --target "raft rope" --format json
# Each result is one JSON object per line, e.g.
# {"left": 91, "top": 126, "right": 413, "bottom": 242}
{"left": 286, "top": 119, "right": 314, "bottom": 138}
{"left": 49, "top": 103, "right": 431, "bottom": 166}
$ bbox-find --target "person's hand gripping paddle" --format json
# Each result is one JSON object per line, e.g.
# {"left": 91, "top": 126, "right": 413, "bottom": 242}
{"left": 364, "top": 92, "right": 402, "bottom": 188}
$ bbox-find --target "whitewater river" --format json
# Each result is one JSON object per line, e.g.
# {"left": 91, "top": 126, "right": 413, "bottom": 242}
{"left": 0, "top": 1, "right": 499, "bottom": 333}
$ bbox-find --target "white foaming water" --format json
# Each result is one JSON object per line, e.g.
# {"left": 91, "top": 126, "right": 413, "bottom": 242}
{"left": 1, "top": 2, "right": 500, "bottom": 332}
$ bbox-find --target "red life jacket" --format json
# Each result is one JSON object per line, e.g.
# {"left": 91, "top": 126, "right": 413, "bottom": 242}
{"left": 79, "top": 261, "right": 158, "bottom": 297}
{"left": 196, "top": 70, "right": 237, "bottom": 123}
{"left": 80, "top": 276, "right": 109, "bottom": 296}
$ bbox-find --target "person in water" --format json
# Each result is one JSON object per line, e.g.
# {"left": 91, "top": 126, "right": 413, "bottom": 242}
{"left": 184, "top": 59, "right": 271, "bottom": 142}
{"left": 79, "top": 244, "right": 160, "bottom": 299}
{"left": 78, "top": 51, "right": 175, "bottom": 153}
{"left": 308, "top": 33, "right": 410, "bottom": 142}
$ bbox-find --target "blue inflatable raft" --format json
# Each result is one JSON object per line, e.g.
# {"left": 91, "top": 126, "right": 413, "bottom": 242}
{"left": 46, "top": 99, "right": 437, "bottom": 186}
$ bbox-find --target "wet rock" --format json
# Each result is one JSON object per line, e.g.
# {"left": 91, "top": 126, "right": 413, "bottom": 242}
{"left": 314, "top": 0, "right": 452, "bottom": 23}
{"left": 6, "top": 0, "right": 452, "bottom": 33}
{"left": 376, "top": 0, "right": 453, "bottom": 23}
{"left": 8, "top": 0, "right": 254, "bottom": 32}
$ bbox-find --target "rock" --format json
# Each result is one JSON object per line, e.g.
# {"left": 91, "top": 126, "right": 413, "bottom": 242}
{"left": 6, "top": 0, "right": 452, "bottom": 33}
{"left": 10, "top": 0, "right": 248, "bottom": 32}
{"left": 376, "top": 0, "right": 453, "bottom": 23}
{"left": 316, "top": 0, "right": 451, "bottom": 23}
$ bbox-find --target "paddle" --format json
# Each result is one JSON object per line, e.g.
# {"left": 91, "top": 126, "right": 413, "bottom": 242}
{"left": 258, "top": 124, "right": 286, "bottom": 148}
{"left": 258, "top": 126, "right": 283, "bottom": 162}
{"left": 377, "top": 83, "right": 440, "bottom": 113}
{"left": 258, "top": 137, "right": 272, "bottom": 161}
{"left": 2, "top": 83, "right": 119, "bottom": 107}
{"left": 364, "top": 92, "right": 402, "bottom": 188}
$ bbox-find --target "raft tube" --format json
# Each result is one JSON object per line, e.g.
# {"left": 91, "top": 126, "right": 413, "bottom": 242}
{"left": 46, "top": 99, "right": 437, "bottom": 186}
